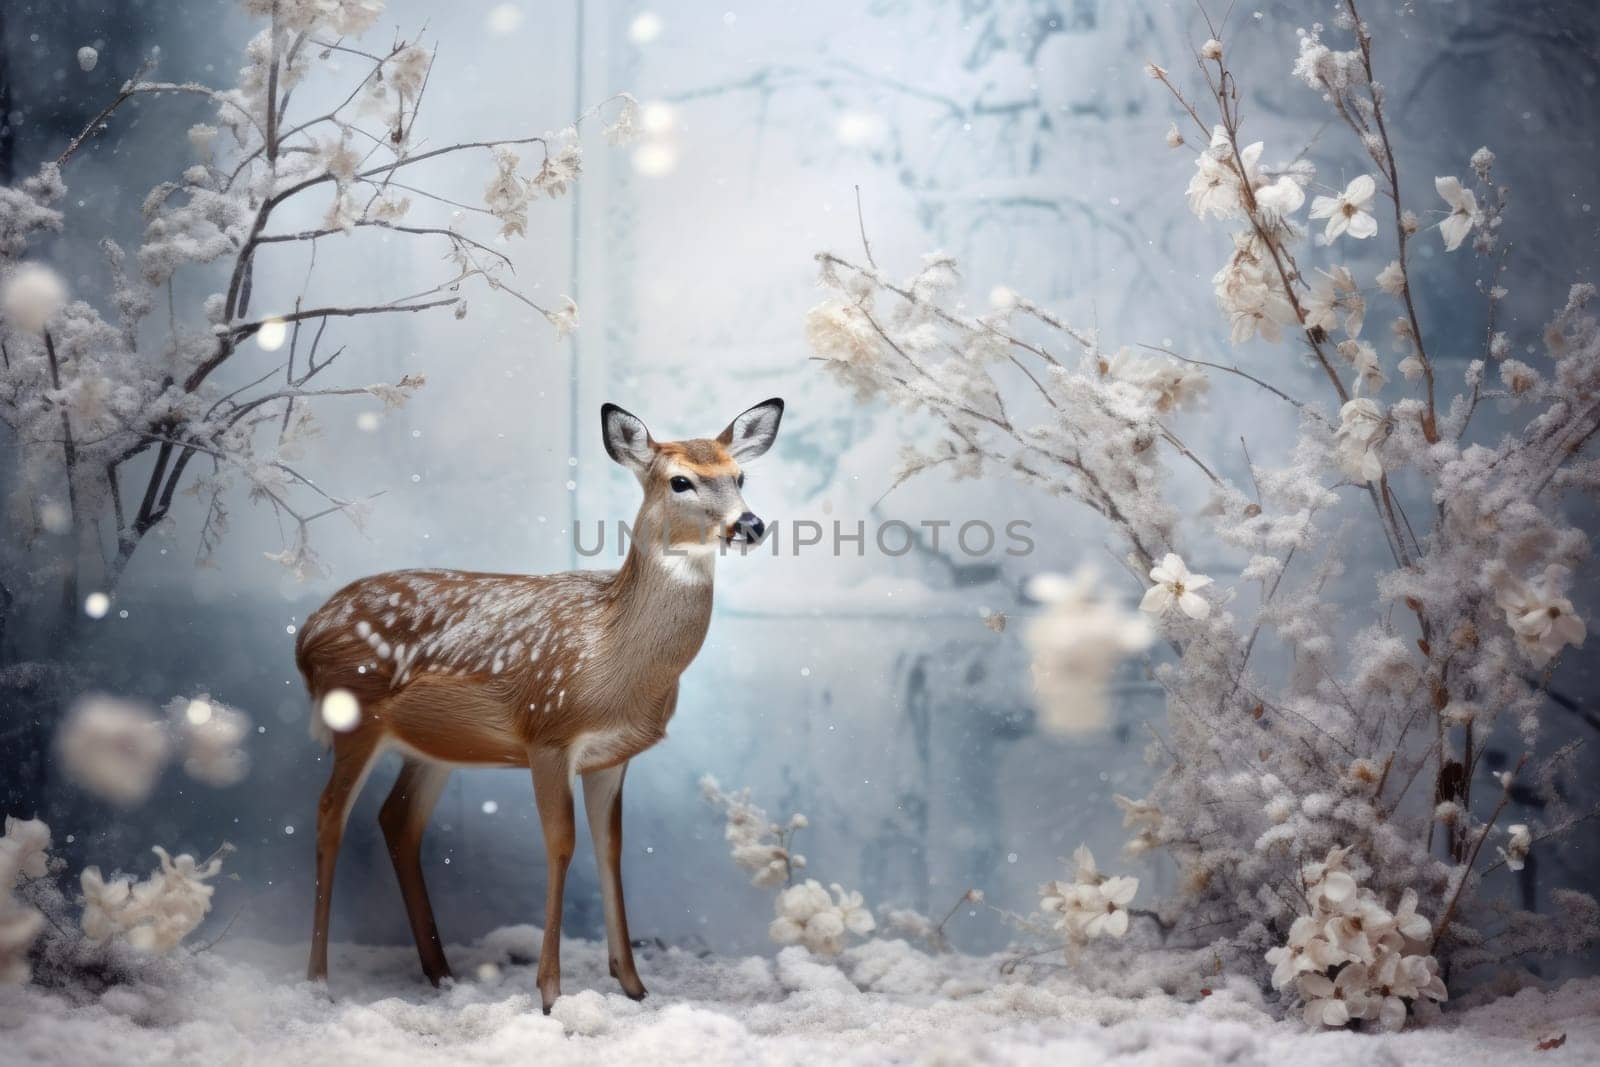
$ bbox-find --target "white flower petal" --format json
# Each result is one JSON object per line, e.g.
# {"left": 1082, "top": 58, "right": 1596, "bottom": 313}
{"left": 1177, "top": 591, "right": 1211, "bottom": 620}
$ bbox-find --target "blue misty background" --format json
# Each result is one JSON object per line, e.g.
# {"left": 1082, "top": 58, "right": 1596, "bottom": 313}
{"left": 2, "top": 0, "right": 1597, "bottom": 965}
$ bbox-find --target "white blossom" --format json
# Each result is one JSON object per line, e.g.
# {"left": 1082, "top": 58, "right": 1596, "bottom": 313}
{"left": 1186, "top": 127, "right": 1251, "bottom": 220}
{"left": 1493, "top": 567, "right": 1585, "bottom": 667}
{"left": 1304, "top": 266, "right": 1365, "bottom": 338}
{"left": 245, "top": 0, "right": 384, "bottom": 36}
{"left": 1499, "top": 824, "right": 1533, "bottom": 872}
{"left": 1297, "top": 968, "right": 1368, "bottom": 1028}
{"left": 1309, "top": 175, "right": 1378, "bottom": 241}
{"left": 768, "top": 878, "right": 873, "bottom": 955}
{"left": 1039, "top": 845, "right": 1139, "bottom": 942}
{"left": 533, "top": 143, "right": 582, "bottom": 198}
{"left": 547, "top": 296, "right": 580, "bottom": 338}
{"left": 1186, "top": 127, "right": 1304, "bottom": 224}
{"left": 1255, "top": 174, "right": 1307, "bottom": 221}
{"left": 1499, "top": 359, "right": 1540, "bottom": 397}
{"left": 1266, "top": 915, "right": 1348, "bottom": 989}
{"left": 484, "top": 148, "right": 531, "bottom": 238}
{"left": 1335, "top": 398, "right": 1386, "bottom": 484}
{"left": 1435, "top": 176, "right": 1479, "bottom": 252}
{"left": 1139, "top": 553, "right": 1213, "bottom": 620}
{"left": 807, "top": 297, "right": 885, "bottom": 398}
{"left": 700, "top": 775, "right": 798, "bottom": 889}
{"left": 1337, "top": 339, "right": 1385, "bottom": 395}
{"left": 1375, "top": 259, "right": 1406, "bottom": 297}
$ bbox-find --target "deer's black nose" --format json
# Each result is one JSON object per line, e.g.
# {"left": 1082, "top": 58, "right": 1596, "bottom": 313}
{"left": 734, "top": 512, "right": 765, "bottom": 542}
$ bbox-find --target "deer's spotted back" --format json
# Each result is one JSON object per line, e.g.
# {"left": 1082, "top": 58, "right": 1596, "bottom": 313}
{"left": 298, "top": 568, "right": 610, "bottom": 700}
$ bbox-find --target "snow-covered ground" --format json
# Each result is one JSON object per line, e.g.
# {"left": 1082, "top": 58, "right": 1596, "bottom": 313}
{"left": 0, "top": 928, "right": 1594, "bottom": 1066}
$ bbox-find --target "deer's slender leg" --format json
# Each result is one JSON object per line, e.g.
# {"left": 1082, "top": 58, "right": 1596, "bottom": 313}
{"left": 379, "top": 758, "right": 454, "bottom": 986}
{"left": 582, "top": 761, "right": 646, "bottom": 1000}
{"left": 530, "top": 747, "right": 576, "bottom": 1014}
{"left": 308, "top": 731, "right": 382, "bottom": 983}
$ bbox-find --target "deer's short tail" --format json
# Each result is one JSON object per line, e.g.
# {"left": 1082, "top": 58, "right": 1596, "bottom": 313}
{"left": 296, "top": 612, "right": 398, "bottom": 748}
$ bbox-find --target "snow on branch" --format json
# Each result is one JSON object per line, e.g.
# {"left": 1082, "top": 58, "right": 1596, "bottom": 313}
{"left": 0, "top": 0, "right": 637, "bottom": 607}
{"left": 809, "top": 0, "right": 1600, "bottom": 1029}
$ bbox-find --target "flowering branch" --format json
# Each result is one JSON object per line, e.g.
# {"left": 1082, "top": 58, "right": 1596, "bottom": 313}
{"left": 809, "top": 3, "right": 1600, "bottom": 1027}
{"left": 0, "top": 1, "right": 639, "bottom": 607}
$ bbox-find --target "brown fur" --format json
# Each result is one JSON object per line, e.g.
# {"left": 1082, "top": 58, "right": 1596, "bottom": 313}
{"left": 296, "top": 432, "right": 751, "bottom": 1010}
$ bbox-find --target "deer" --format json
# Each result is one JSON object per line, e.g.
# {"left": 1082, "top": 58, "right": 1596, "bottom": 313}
{"left": 294, "top": 398, "right": 784, "bottom": 1013}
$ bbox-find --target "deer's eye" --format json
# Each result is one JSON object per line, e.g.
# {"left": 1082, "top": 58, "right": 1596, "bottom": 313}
{"left": 670, "top": 475, "right": 694, "bottom": 493}
{"left": 736, "top": 472, "right": 745, "bottom": 488}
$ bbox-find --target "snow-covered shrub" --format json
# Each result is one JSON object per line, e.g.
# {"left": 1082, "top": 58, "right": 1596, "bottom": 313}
{"left": 0, "top": 817, "right": 51, "bottom": 984}
{"left": 0, "top": 0, "right": 635, "bottom": 619}
{"left": 808, "top": 0, "right": 1600, "bottom": 1026}
{"left": 79, "top": 843, "right": 232, "bottom": 953}
{"left": 3, "top": 813, "right": 233, "bottom": 984}
{"left": 700, "top": 775, "right": 876, "bottom": 956}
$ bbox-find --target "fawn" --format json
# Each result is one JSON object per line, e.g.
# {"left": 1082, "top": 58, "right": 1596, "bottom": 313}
{"left": 295, "top": 398, "right": 784, "bottom": 1011}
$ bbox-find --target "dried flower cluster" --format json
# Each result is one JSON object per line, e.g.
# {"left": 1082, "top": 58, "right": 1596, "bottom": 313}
{"left": 0, "top": 817, "right": 51, "bottom": 984}
{"left": 2, "top": 815, "right": 229, "bottom": 980}
{"left": 1039, "top": 846, "right": 1140, "bottom": 942}
{"left": 810, "top": 0, "right": 1600, "bottom": 1023}
{"left": 80, "top": 843, "right": 232, "bottom": 953}
{"left": 699, "top": 774, "right": 808, "bottom": 889}
{"left": 1265, "top": 847, "right": 1446, "bottom": 1030}
{"left": 700, "top": 776, "right": 876, "bottom": 956}
{"left": 769, "top": 879, "right": 876, "bottom": 956}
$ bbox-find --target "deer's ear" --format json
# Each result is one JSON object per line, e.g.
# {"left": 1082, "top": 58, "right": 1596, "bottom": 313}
{"left": 601, "top": 403, "right": 655, "bottom": 474}
{"left": 717, "top": 397, "right": 784, "bottom": 462}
